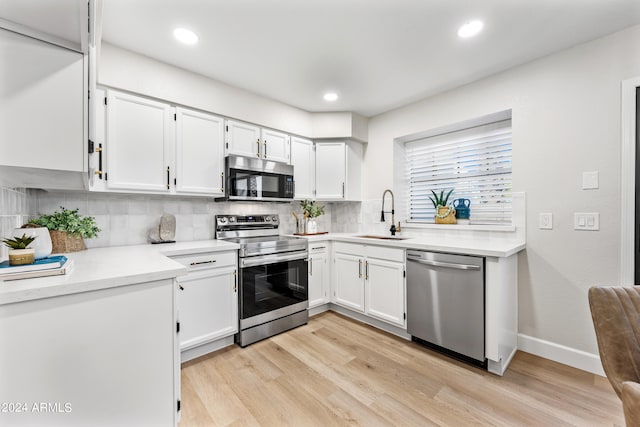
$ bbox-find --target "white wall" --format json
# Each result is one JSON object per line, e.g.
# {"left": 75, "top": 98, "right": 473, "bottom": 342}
{"left": 99, "top": 43, "right": 313, "bottom": 137}
{"left": 366, "top": 25, "right": 640, "bottom": 359}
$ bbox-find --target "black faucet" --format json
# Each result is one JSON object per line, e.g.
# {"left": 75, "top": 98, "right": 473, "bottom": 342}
{"left": 381, "top": 189, "right": 396, "bottom": 236}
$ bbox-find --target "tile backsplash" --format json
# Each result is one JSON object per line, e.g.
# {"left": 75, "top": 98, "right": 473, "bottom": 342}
{"left": 1, "top": 187, "right": 523, "bottom": 257}
{"left": 0, "top": 187, "right": 37, "bottom": 260}
{"left": 32, "top": 190, "right": 335, "bottom": 248}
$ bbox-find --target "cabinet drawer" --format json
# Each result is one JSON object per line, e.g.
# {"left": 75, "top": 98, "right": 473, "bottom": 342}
{"left": 309, "top": 241, "right": 329, "bottom": 253}
{"left": 333, "top": 242, "right": 363, "bottom": 256}
{"left": 367, "top": 246, "right": 405, "bottom": 263}
{"left": 171, "top": 251, "right": 236, "bottom": 270}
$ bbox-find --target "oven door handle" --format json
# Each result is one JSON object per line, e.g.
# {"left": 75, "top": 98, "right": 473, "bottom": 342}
{"left": 240, "top": 251, "right": 309, "bottom": 268}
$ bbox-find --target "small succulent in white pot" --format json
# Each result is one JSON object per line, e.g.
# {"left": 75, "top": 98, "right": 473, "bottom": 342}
{"left": 3, "top": 234, "right": 37, "bottom": 265}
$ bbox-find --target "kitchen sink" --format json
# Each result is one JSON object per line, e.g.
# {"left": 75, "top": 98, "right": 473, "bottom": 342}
{"left": 354, "top": 234, "right": 408, "bottom": 241}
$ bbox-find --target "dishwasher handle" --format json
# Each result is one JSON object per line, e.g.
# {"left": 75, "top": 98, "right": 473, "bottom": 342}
{"left": 407, "top": 256, "right": 481, "bottom": 271}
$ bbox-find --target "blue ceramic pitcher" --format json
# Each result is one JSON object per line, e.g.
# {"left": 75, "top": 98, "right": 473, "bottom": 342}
{"left": 453, "top": 198, "right": 471, "bottom": 219}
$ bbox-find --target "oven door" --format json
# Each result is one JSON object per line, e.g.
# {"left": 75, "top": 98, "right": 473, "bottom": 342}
{"left": 228, "top": 167, "right": 294, "bottom": 201}
{"left": 239, "top": 251, "right": 308, "bottom": 328}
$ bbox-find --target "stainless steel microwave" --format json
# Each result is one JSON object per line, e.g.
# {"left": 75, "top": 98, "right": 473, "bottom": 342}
{"left": 218, "top": 155, "right": 295, "bottom": 202}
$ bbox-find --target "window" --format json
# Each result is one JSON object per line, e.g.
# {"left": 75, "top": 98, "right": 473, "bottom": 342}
{"left": 405, "top": 119, "right": 512, "bottom": 224}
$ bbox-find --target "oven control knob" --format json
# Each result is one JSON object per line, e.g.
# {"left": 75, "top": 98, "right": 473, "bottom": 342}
{"left": 229, "top": 217, "right": 236, "bottom": 223}
{"left": 219, "top": 217, "right": 227, "bottom": 223}
{"left": 272, "top": 216, "right": 278, "bottom": 222}
{"left": 265, "top": 217, "right": 271, "bottom": 222}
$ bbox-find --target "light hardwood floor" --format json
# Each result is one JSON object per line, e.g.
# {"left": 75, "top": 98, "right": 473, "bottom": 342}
{"left": 180, "top": 312, "right": 623, "bottom": 426}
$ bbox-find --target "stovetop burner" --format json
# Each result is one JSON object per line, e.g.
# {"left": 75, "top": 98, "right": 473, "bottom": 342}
{"left": 215, "top": 214, "right": 306, "bottom": 257}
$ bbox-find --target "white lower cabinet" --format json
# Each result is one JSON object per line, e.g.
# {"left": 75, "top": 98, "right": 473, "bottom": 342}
{"left": 172, "top": 250, "right": 238, "bottom": 360}
{"left": 365, "top": 257, "right": 406, "bottom": 326}
{"left": 333, "top": 252, "right": 366, "bottom": 312}
{"left": 333, "top": 242, "right": 406, "bottom": 328}
{"left": 308, "top": 241, "right": 330, "bottom": 308}
{"left": 0, "top": 279, "right": 179, "bottom": 426}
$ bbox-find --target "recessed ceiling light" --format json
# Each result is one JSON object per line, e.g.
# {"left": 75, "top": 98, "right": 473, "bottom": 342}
{"left": 457, "top": 20, "right": 484, "bottom": 38}
{"left": 323, "top": 93, "right": 338, "bottom": 102}
{"left": 173, "top": 28, "right": 199, "bottom": 45}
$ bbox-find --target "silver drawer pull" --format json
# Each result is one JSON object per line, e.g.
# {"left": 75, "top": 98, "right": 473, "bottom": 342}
{"left": 311, "top": 246, "right": 326, "bottom": 250}
{"left": 190, "top": 260, "right": 217, "bottom": 266}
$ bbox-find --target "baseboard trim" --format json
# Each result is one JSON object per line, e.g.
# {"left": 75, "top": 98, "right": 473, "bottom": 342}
{"left": 517, "top": 333, "right": 605, "bottom": 376}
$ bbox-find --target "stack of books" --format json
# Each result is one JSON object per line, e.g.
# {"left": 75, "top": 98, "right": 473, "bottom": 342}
{"left": 0, "top": 255, "right": 74, "bottom": 281}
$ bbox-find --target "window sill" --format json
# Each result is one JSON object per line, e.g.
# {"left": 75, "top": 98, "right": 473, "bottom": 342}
{"left": 402, "top": 222, "right": 516, "bottom": 232}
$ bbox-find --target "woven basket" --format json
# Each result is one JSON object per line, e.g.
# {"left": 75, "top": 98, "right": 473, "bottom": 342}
{"left": 435, "top": 206, "right": 457, "bottom": 224}
{"left": 50, "top": 230, "right": 86, "bottom": 253}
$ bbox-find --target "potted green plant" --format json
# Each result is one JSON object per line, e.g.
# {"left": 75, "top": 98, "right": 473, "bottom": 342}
{"left": 429, "top": 189, "right": 456, "bottom": 224}
{"left": 300, "top": 200, "right": 325, "bottom": 234}
{"left": 2, "top": 234, "right": 37, "bottom": 265}
{"left": 30, "top": 207, "right": 100, "bottom": 253}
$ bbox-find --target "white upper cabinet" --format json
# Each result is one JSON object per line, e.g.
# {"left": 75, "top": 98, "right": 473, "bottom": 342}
{"left": 106, "top": 90, "right": 174, "bottom": 192}
{"left": 316, "top": 140, "right": 363, "bottom": 201}
{"left": 225, "top": 119, "right": 261, "bottom": 159}
{"left": 225, "top": 119, "right": 290, "bottom": 163}
{"left": 175, "top": 107, "right": 225, "bottom": 196}
{"left": 261, "top": 128, "right": 290, "bottom": 163}
{"left": 315, "top": 142, "right": 346, "bottom": 200}
{"left": 315, "top": 141, "right": 363, "bottom": 201}
{"left": 290, "top": 136, "right": 315, "bottom": 199}
{"left": 0, "top": 28, "right": 84, "bottom": 173}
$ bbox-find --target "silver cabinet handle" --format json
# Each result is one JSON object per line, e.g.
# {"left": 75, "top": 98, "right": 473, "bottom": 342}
{"left": 342, "top": 182, "right": 345, "bottom": 198}
{"left": 256, "top": 139, "right": 260, "bottom": 157}
{"left": 220, "top": 172, "right": 224, "bottom": 192}
{"left": 365, "top": 260, "right": 369, "bottom": 280}
{"left": 309, "top": 258, "right": 313, "bottom": 276}
{"left": 358, "top": 259, "right": 362, "bottom": 278}
{"left": 406, "top": 257, "right": 481, "bottom": 270}
{"left": 263, "top": 140, "right": 267, "bottom": 159}
{"left": 311, "top": 246, "right": 326, "bottom": 250}
{"left": 190, "top": 260, "right": 217, "bottom": 266}
{"left": 233, "top": 270, "right": 237, "bottom": 292}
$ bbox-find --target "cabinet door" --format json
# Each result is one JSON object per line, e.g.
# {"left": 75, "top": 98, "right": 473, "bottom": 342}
{"left": 261, "top": 128, "right": 290, "bottom": 163}
{"left": 366, "top": 258, "right": 405, "bottom": 327}
{"left": 177, "top": 266, "right": 238, "bottom": 350}
{"left": 89, "top": 87, "right": 107, "bottom": 190}
{"left": 309, "top": 251, "right": 329, "bottom": 308}
{"left": 0, "top": 29, "right": 84, "bottom": 172}
{"left": 315, "top": 142, "right": 346, "bottom": 200}
{"left": 175, "top": 107, "right": 225, "bottom": 195}
{"left": 333, "top": 252, "right": 365, "bottom": 312}
{"left": 290, "top": 136, "right": 315, "bottom": 199}
{"left": 226, "top": 119, "right": 261, "bottom": 158}
{"left": 106, "top": 90, "right": 174, "bottom": 192}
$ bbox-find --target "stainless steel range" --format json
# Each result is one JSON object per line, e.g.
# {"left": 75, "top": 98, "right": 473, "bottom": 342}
{"left": 215, "top": 214, "right": 308, "bottom": 347}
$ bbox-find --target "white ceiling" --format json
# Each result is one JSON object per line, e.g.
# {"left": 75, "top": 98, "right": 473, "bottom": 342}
{"left": 86, "top": 1, "right": 640, "bottom": 116}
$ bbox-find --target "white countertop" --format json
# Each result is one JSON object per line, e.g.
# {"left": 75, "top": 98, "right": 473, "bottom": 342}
{"left": 293, "top": 233, "right": 525, "bottom": 258}
{"left": 0, "top": 240, "right": 239, "bottom": 306}
{"left": 1, "top": 233, "right": 525, "bottom": 306}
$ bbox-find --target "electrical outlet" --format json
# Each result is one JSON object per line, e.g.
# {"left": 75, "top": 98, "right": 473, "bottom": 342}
{"left": 574, "top": 213, "right": 599, "bottom": 231}
{"left": 539, "top": 213, "right": 553, "bottom": 230}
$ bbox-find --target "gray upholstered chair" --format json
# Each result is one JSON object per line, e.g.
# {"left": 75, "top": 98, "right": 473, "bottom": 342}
{"left": 589, "top": 286, "right": 640, "bottom": 425}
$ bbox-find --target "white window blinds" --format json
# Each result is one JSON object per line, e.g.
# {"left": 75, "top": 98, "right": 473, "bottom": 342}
{"left": 405, "top": 119, "right": 512, "bottom": 224}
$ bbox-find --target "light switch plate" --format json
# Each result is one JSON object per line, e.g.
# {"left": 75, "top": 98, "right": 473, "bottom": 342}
{"left": 582, "top": 171, "right": 599, "bottom": 189}
{"left": 539, "top": 213, "right": 553, "bottom": 229}
{"left": 574, "top": 212, "right": 599, "bottom": 231}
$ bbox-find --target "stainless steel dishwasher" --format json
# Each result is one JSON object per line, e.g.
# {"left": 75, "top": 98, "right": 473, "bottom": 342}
{"left": 406, "top": 250, "right": 485, "bottom": 365}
